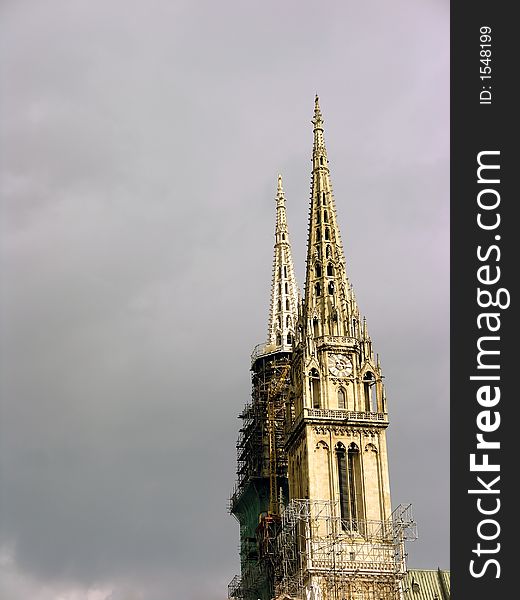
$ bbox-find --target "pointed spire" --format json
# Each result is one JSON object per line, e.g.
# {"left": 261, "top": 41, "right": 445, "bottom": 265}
{"left": 266, "top": 175, "right": 300, "bottom": 351}
{"left": 302, "top": 97, "right": 361, "bottom": 342}
{"left": 312, "top": 94, "right": 324, "bottom": 130}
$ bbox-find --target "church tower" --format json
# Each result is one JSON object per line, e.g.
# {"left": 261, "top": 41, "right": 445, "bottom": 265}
{"left": 229, "top": 99, "right": 416, "bottom": 600}
{"left": 229, "top": 176, "right": 300, "bottom": 600}
{"left": 286, "top": 96, "right": 391, "bottom": 513}
{"left": 276, "top": 98, "right": 414, "bottom": 600}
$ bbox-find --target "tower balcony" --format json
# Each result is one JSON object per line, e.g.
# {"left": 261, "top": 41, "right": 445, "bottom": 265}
{"left": 314, "top": 335, "right": 360, "bottom": 351}
{"left": 291, "top": 407, "right": 389, "bottom": 433}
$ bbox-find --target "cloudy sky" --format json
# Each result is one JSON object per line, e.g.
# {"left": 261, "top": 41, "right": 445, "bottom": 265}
{"left": 0, "top": 1, "right": 449, "bottom": 599}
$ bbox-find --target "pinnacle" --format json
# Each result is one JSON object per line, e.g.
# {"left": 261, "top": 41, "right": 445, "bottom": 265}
{"left": 313, "top": 94, "right": 324, "bottom": 129}
{"left": 276, "top": 174, "right": 285, "bottom": 204}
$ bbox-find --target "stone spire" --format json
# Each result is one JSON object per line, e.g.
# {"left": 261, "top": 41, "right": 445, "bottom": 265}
{"left": 302, "top": 96, "right": 362, "bottom": 341}
{"left": 266, "top": 174, "right": 300, "bottom": 352}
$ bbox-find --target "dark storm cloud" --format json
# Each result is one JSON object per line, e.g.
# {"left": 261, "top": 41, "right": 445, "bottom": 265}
{"left": 1, "top": 1, "right": 448, "bottom": 598}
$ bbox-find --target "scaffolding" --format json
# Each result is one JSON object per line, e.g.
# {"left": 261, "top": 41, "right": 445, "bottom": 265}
{"left": 228, "top": 351, "right": 292, "bottom": 600}
{"left": 230, "top": 353, "right": 290, "bottom": 513}
{"left": 272, "top": 499, "right": 417, "bottom": 600}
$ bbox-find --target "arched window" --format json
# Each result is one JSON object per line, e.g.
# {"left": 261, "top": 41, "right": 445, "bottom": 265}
{"left": 328, "top": 281, "right": 335, "bottom": 295}
{"left": 336, "top": 443, "right": 349, "bottom": 526}
{"left": 277, "top": 316, "right": 282, "bottom": 328}
{"left": 338, "top": 388, "right": 346, "bottom": 409}
{"left": 278, "top": 300, "right": 281, "bottom": 311}
{"left": 286, "top": 315, "right": 291, "bottom": 327}
{"left": 276, "top": 333, "right": 282, "bottom": 346}
{"left": 320, "top": 156, "right": 323, "bottom": 165}
{"left": 332, "top": 311, "right": 339, "bottom": 335}
{"left": 325, "top": 227, "right": 330, "bottom": 241}
{"left": 363, "top": 372, "right": 377, "bottom": 412}
{"left": 287, "top": 332, "right": 292, "bottom": 345}
{"left": 322, "top": 192, "right": 326, "bottom": 206}
{"left": 313, "top": 317, "right": 319, "bottom": 337}
{"left": 326, "top": 245, "right": 331, "bottom": 258}
{"left": 337, "top": 442, "right": 362, "bottom": 531}
{"left": 309, "top": 368, "right": 321, "bottom": 408}
{"left": 282, "top": 233, "right": 285, "bottom": 240}
{"left": 316, "top": 211, "right": 321, "bottom": 224}
{"left": 316, "top": 228, "right": 321, "bottom": 242}
{"left": 316, "top": 246, "right": 322, "bottom": 259}
{"left": 324, "top": 210, "right": 328, "bottom": 222}
{"left": 279, "top": 267, "right": 282, "bottom": 278}
{"left": 347, "top": 444, "right": 361, "bottom": 530}
{"left": 286, "top": 298, "right": 290, "bottom": 310}
{"left": 315, "top": 263, "right": 322, "bottom": 277}
{"left": 315, "top": 283, "right": 321, "bottom": 297}
{"left": 284, "top": 266, "right": 287, "bottom": 278}
{"left": 285, "top": 283, "right": 288, "bottom": 294}
{"left": 327, "top": 263, "right": 333, "bottom": 276}
{"left": 278, "top": 283, "right": 282, "bottom": 295}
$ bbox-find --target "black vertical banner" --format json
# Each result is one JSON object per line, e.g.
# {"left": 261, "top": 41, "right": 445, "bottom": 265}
{"left": 451, "top": 3, "right": 515, "bottom": 600}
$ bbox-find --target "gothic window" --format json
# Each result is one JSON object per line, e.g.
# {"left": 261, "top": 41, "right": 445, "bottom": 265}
{"left": 277, "top": 316, "right": 282, "bottom": 328}
{"left": 328, "top": 281, "right": 335, "bottom": 295}
{"left": 316, "top": 228, "right": 321, "bottom": 242}
{"left": 286, "top": 315, "right": 291, "bottom": 327}
{"left": 323, "top": 210, "right": 328, "bottom": 222}
{"left": 278, "top": 300, "right": 281, "bottom": 311}
{"left": 287, "top": 332, "right": 292, "bottom": 345}
{"left": 363, "top": 372, "right": 377, "bottom": 412}
{"left": 326, "top": 245, "right": 331, "bottom": 258}
{"left": 327, "top": 263, "right": 334, "bottom": 276}
{"left": 285, "top": 283, "right": 288, "bottom": 294}
{"left": 322, "top": 192, "right": 326, "bottom": 206}
{"left": 336, "top": 443, "right": 362, "bottom": 531}
{"left": 320, "top": 156, "right": 324, "bottom": 165}
{"left": 309, "top": 368, "right": 321, "bottom": 408}
{"left": 338, "top": 388, "right": 346, "bottom": 409}
{"left": 315, "top": 283, "right": 321, "bottom": 296}
{"left": 312, "top": 317, "right": 319, "bottom": 336}
{"left": 352, "top": 318, "right": 357, "bottom": 336}
{"left": 336, "top": 443, "right": 349, "bottom": 525}
{"left": 316, "top": 246, "right": 321, "bottom": 259}
{"left": 284, "top": 266, "right": 287, "bottom": 278}
{"left": 286, "top": 298, "right": 290, "bottom": 310}
{"left": 316, "top": 211, "right": 321, "bottom": 224}
{"left": 325, "top": 227, "right": 330, "bottom": 241}
{"left": 276, "top": 333, "right": 282, "bottom": 346}
{"left": 347, "top": 443, "right": 362, "bottom": 530}
{"left": 279, "top": 267, "right": 282, "bottom": 278}
{"left": 315, "top": 263, "right": 322, "bottom": 277}
{"left": 278, "top": 283, "right": 282, "bottom": 295}
{"left": 282, "top": 233, "right": 286, "bottom": 240}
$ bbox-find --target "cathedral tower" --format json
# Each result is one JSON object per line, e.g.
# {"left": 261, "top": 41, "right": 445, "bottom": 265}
{"left": 229, "top": 99, "right": 416, "bottom": 600}
{"left": 287, "top": 96, "right": 390, "bottom": 515}
{"left": 229, "top": 176, "right": 299, "bottom": 600}
{"left": 276, "top": 98, "right": 414, "bottom": 600}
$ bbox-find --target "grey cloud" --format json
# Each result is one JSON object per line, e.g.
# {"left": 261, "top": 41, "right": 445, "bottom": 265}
{"left": 0, "top": 1, "right": 449, "bottom": 598}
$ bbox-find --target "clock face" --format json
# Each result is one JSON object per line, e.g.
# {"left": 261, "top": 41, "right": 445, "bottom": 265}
{"left": 328, "top": 353, "right": 353, "bottom": 378}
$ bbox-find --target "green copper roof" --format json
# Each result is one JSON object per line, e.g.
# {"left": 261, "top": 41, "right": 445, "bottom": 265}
{"left": 403, "top": 569, "right": 451, "bottom": 600}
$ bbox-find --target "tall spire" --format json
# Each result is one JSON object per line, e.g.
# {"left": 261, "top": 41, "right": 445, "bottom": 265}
{"left": 266, "top": 175, "right": 300, "bottom": 351}
{"left": 302, "top": 96, "right": 360, "bottom": 341}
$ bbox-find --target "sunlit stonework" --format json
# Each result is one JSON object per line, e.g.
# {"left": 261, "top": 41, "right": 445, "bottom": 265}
{"left": 228, "top": 98, "right": 448, "bottom": 600}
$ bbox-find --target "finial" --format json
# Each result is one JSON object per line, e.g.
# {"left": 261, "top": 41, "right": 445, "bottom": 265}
{"left": 312, "top": 94, "right": 323, "bottom": 129}
{"left": 276, "top": 174, "right": 285, "bottom": 205}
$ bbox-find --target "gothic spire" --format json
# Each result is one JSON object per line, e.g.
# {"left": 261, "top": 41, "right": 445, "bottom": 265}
{"left": 303, "top": 96, "right": 361, "bottom": 340}
{"left": 267, "top": 175, "right": 300, "bottom": 351}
